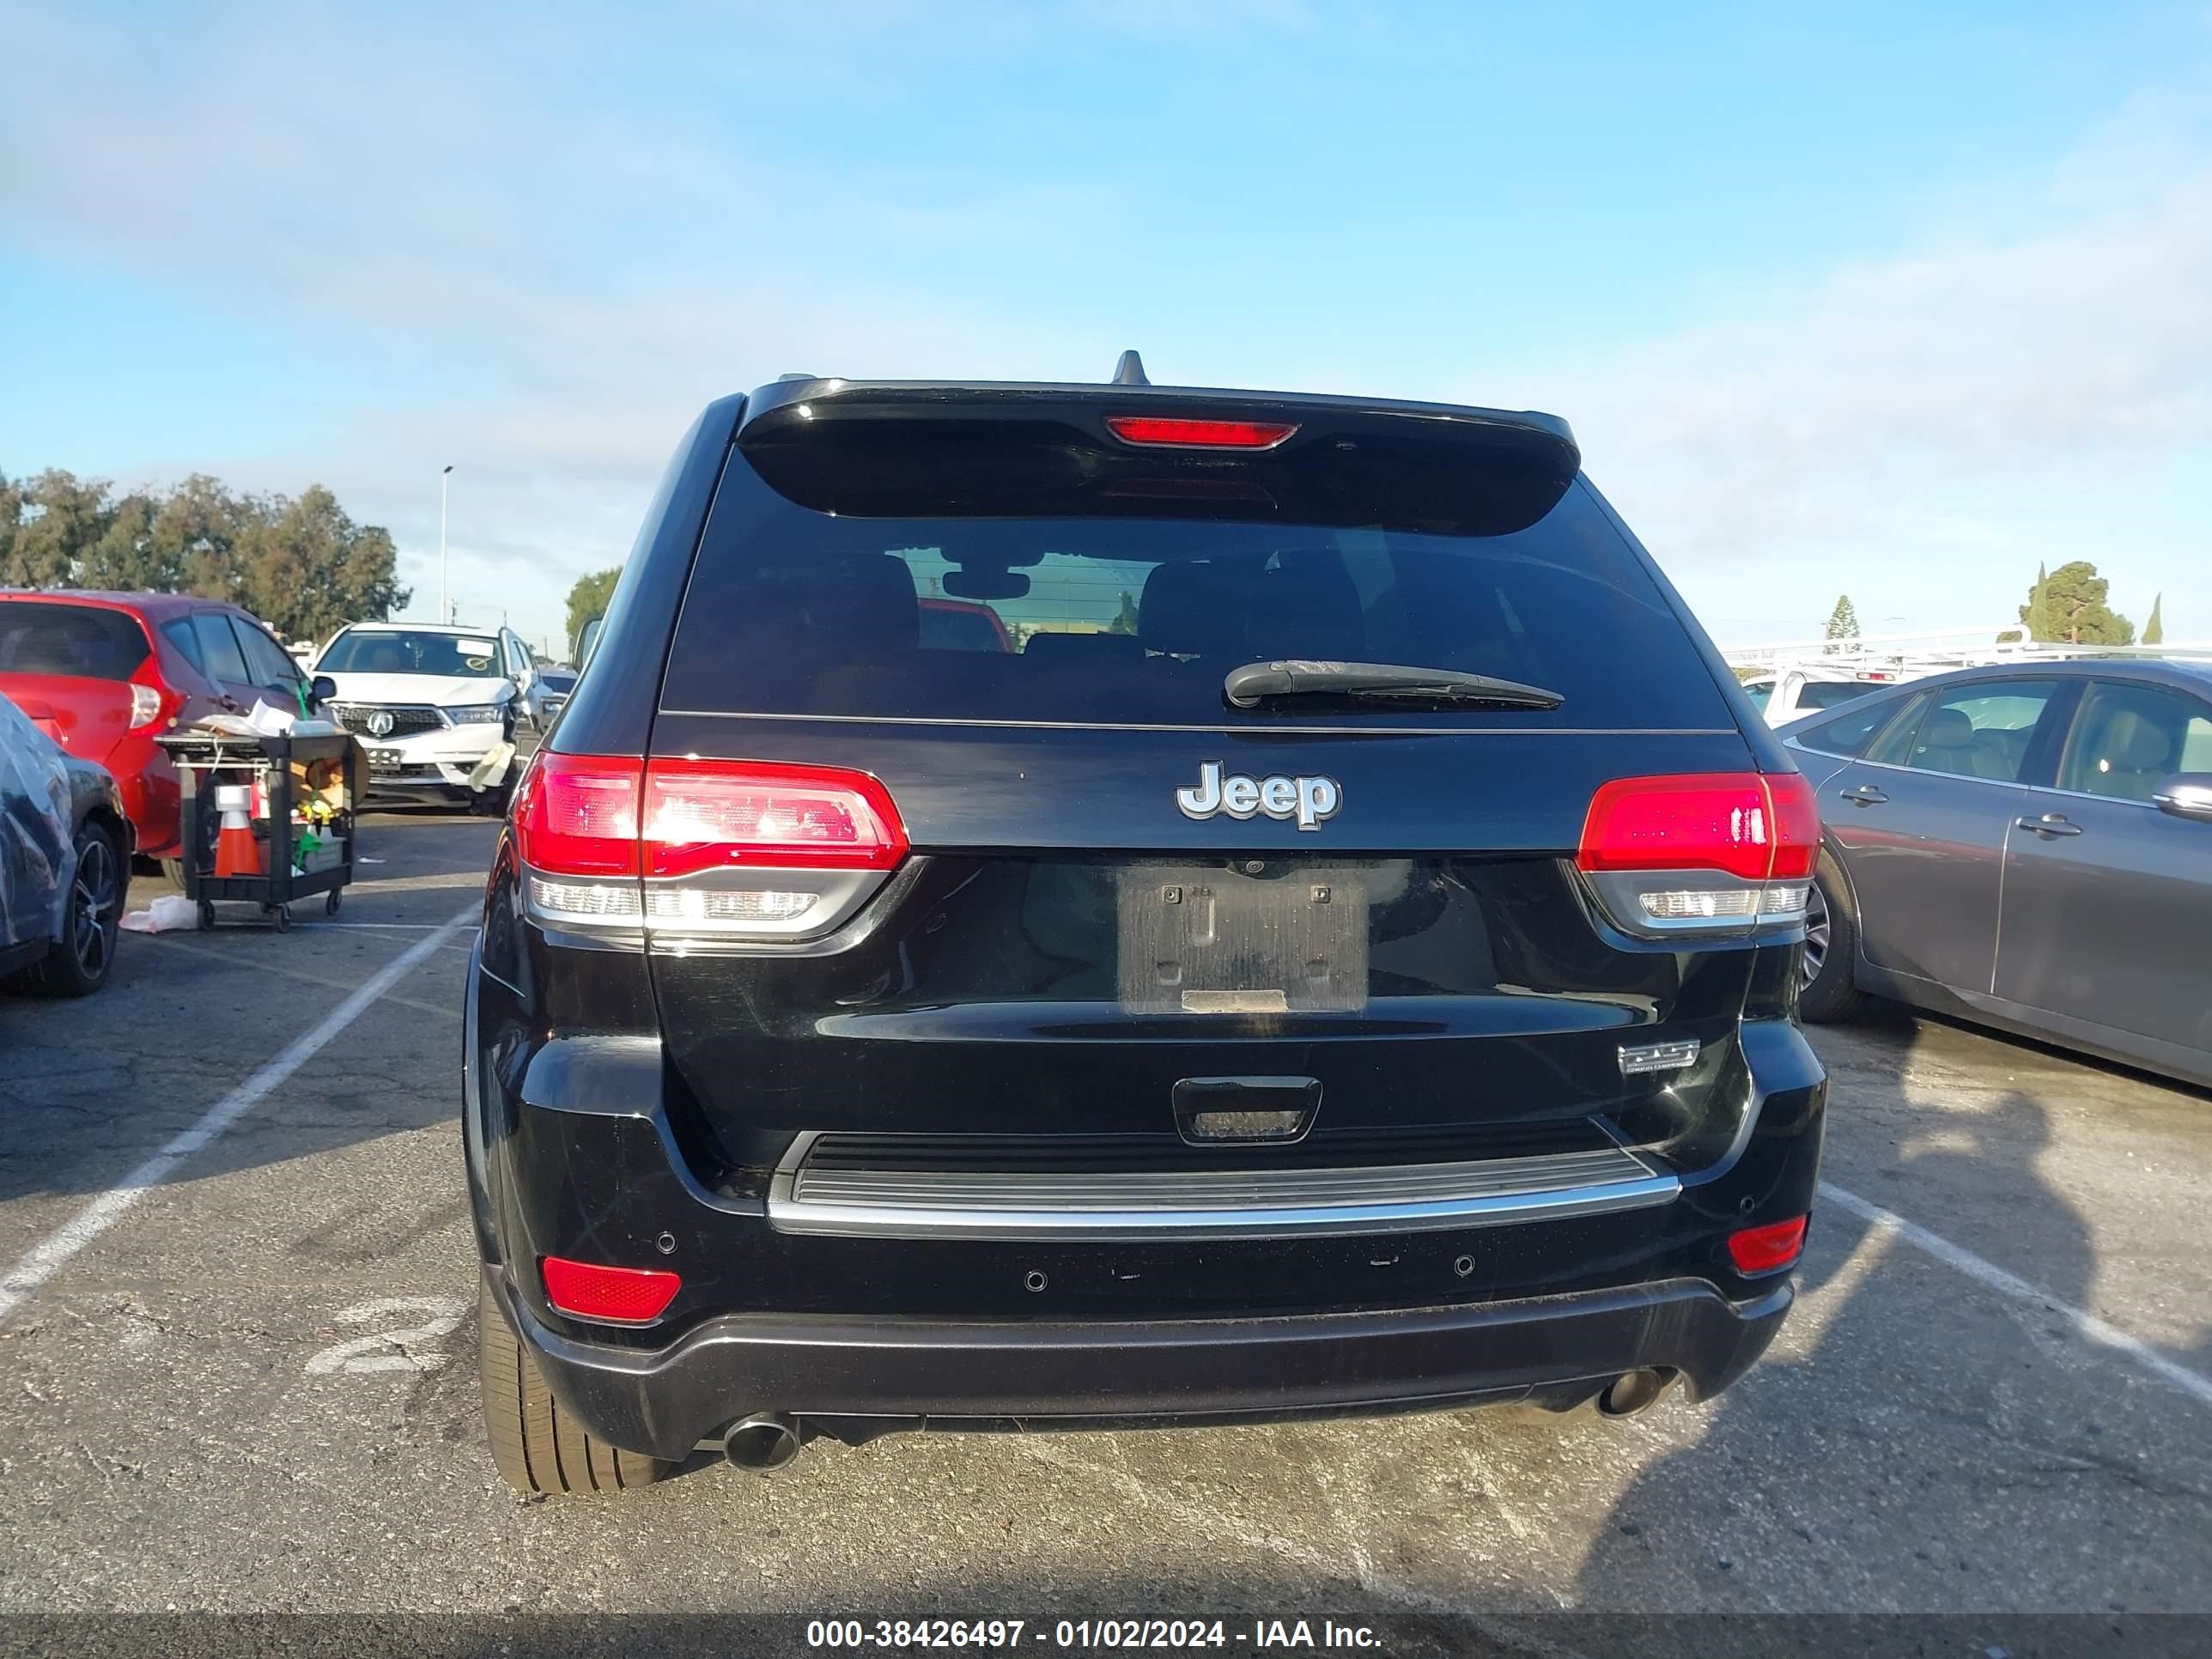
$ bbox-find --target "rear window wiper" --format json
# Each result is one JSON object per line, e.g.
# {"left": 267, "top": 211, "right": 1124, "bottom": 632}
{"left": 1223, "top": 659, "right": 1564, "bottom": 711}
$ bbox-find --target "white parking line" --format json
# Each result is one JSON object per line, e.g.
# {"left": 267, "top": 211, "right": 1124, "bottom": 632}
{"left": 0, "top": 904, "right": 477, "bottom": 1325}
{"left": 1819, "top": 1180, "right": 2212, "bottom": 1411}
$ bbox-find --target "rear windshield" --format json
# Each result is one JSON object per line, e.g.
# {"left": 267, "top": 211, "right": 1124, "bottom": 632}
{"left": 0, "top": 602, "right": 151, "bottom": 680}
{"left": 664, "top": 474, "right": 1733, "bottom": 731}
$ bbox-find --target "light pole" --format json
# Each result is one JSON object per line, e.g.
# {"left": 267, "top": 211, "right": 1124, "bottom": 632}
{"left": 439, "top": 465, "right": 455, "bottom": 625}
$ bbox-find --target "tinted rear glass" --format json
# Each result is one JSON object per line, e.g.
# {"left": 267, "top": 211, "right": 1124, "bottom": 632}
{"left": 0, "top": 602, "right": 150, "bottom": 679}
{"left": 664, "top": 472, "right": 1731, "bottom": 731}
{"left": 160, "top": 617, "right": 205, "bottom": 675}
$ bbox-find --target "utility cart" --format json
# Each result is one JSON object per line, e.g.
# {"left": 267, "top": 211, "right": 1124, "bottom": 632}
{"left": 155, "top": 729, "right": 363, "bottom": 931}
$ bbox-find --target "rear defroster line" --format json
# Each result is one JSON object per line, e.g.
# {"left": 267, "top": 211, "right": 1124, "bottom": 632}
{"left": 0, "top": 902, "right": 479, "bottom": 1324}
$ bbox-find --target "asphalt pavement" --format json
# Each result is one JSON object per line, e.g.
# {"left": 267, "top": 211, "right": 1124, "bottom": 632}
{"left": 2, "top": 807, "right": 2208, "bottom": 1656}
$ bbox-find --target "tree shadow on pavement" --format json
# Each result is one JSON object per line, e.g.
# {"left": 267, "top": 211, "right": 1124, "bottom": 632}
{"left": 1576, "top": 1023, "right": 2212, "bottom": 1617}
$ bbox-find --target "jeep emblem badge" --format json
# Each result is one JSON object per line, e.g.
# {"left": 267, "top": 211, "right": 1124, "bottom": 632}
{"left": 1176, "top": 761, "right": 1341, "bottom": 831}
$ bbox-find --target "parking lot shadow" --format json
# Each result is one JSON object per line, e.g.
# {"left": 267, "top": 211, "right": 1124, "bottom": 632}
{"left": 1570, "top": 1039, "right": 2212, "bottom": 1615}
{"left": 0, "top": 817, "right": 493, "bottom": 1210}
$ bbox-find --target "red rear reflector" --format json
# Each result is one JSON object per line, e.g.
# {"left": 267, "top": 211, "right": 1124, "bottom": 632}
{"left": 642, "top": 759, "right": 908, "bottom": 878}
{"left": 541, "top": 1256, "right": 682, "bottom": 1323}
{"left": 514, "top": 753, "right": 642, "bottom": 877}
{"left": 1728, "top": 1215, "right": 1808, "bottom": 1274}
{"left": 1578, "top": 773, "right": 1819, "bottom": 884}
{"left": 1105, "top": 416, "right": 1298, "bottom": 450}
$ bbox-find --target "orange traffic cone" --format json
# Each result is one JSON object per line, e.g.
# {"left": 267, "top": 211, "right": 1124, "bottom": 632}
{"left": 214, "top": 785, "right": 264, "bottom": 878}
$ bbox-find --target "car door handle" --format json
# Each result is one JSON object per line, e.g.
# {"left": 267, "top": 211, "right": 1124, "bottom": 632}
{"left": 2015, "top": 814, "right": 2083, "bottom": 837}
{"left": 1837, "top": 785, "right": 1889, "bottom": 807}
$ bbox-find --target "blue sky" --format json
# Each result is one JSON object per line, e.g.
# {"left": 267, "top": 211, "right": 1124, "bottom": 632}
{"left": 2, "top": 0, "right": 2207, "bottom": 654}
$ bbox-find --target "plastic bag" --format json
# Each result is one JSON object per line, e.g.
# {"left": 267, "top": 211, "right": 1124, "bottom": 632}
{"left": 120, "top": 894, "right": 202, "bottom": 933}
{"left": 246, "top": 701, "right": 296, "bottom": 737}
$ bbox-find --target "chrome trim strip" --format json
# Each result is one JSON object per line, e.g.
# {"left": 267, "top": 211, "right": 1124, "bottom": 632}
{"left": 767, "top": 1140, "right": 1677, "bottom": 1241}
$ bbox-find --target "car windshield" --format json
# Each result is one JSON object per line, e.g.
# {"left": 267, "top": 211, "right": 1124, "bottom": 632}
{"left": 319, "top": 630, "right": 505, "bottom": 678}
{"left": 538, "top": 671, "right": 576, "bottom": 691}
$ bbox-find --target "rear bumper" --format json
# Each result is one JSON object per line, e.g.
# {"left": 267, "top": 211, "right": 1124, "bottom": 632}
{"left": 488, "top": 1261, "right": 1792, "bottom": 1461}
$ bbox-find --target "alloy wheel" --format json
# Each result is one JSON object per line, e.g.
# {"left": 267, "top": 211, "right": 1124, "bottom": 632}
{"left": 1800, "top": 878, "right": 1831, "bottom": 988}
{"left": 71, "top": 835, "right": 119, "bottom": 979}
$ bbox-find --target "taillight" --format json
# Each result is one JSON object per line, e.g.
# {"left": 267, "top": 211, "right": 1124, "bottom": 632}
{"left": 540, "top": 1255, "right": 681, "bottom": 1324}
{"left": 1728, "top": 1215, "right": 1808, "bottom": 1274}
{"left": 1762, "top": 774, "right": 1820, "bottom": 880}
{"left": 1577, "top": 772, "right": 1820, "bottom": 936}
{"left": 514, "top": 752, "right": 641, "bottom": 876}
{"left": 515, "top": 754, "right": 908, "bottom": 941}
{"left": 1105, "top": 416, "right": 1299, "bottom": 449}
{"left": 642, "top": 760, "right": 906, "bottom": 877}
{"left": 125, "top": 664, "right": 179, "bottom": 732}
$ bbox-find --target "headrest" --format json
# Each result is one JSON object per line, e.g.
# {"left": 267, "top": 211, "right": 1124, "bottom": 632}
{"left": 1140, "top": 561, "right": 1255, "bottom": 657}
{"left": 1251, "top": 550, "right": 1364, "bottom": 661}
{"left": 2106, "top": 708, "right": 2172, "bottom": 770}
{"left": 1925, "top": 708, "right": 1977, "bottom": 749}
{"left": 744, "top": 553, "right": 918, "bottom": 657}
{"left": 365, "top": 642, "right": 407, "bottom": 672}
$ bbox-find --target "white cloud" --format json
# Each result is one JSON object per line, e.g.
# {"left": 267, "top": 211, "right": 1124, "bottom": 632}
{"left": 1481, "top": 94, "right": 2212, "bottom": 637}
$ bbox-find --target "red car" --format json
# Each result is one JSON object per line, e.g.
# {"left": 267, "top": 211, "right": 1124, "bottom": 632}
{"left": 0, "top": 592, "right": 319, "bottom": 872}
{"left": 916, "top": 596, "right": 1013, "bottom": 652}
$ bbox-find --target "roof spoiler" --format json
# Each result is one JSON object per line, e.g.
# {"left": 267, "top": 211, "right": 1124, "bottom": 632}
{"left": 735, "top": 375, "right": 1580, "bottom": 537}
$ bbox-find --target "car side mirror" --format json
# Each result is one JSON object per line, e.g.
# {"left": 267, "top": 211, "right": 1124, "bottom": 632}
{"left": 311, "top": 675, "right": 337, "bottom": 702}
{"left": 2152, "top": 773, "right": 2212, "bottom": 822}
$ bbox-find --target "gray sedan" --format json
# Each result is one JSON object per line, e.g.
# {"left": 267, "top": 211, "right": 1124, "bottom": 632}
{"left": 1784, "top": 658, "right": 2212, "bottom": 1088}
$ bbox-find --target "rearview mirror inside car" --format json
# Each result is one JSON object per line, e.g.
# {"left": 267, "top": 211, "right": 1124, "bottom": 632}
{"left": 2152, "top": 773, "right": 2212, "bottom": 822}
{"left": 943, "top": 566, "right": 1030, "bottom": 600}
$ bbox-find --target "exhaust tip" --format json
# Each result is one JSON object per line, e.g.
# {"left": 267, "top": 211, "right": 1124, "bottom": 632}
{"left": 723, "top": 1413, "right": 802, "bottom": 1473}
{"left": 1596, "top": 1369, "right": 1671, "bottom": 1419}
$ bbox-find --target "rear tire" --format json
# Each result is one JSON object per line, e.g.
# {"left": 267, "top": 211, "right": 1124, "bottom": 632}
{"left": 477, "top": 1276, "right": 667, "bottom": 1496}
{"left": 16, "top": 823, "right": 125, "bottom": 997}
{"left": 1796, "top": 854, "right": 1866, "bottom": 1023}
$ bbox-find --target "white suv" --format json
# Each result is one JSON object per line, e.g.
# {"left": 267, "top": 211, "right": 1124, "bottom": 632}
{"left": 313, "top": 623, "right": 532, "bottom": 811}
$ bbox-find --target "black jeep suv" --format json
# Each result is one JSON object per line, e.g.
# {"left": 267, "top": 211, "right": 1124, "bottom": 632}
{"left": 464, "top": 360, "right": 1826, "bottom": 1493}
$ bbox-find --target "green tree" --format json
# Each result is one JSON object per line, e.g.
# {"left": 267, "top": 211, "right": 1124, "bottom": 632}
{"left": 2019, "top": 562, "right": 2057, "bottom": 641}
{"left": 156, "top": 474, "right": 256, "bottom": 598}
{"left": 0, "top": 470, "right": 402, "bottom": 638}
{"left": 566, "top": 567, "right": 622, "bottom": 652}
{"left": 1107, "top": 589, "right": 1139, "bottom": 635}
{"left": 0, "top": 469, "right": 112, "bottom": 587}
{"left": 226, "top": 485, "right": 408, "bottom": 640}
{"left": 1822, "top": 594, "right": 1860, "bottom": 653}
{"left": 2143, "top": 593, "right": 2164, "bottom": 647}
{"left": 0, "top": 471, "right": 19, "bottom": 577}
{"left": 76, "top": 492, "right": 161, "bottom": 589}
{"left": 2023, "top": 560, "right": 2133, "bottom": 646}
